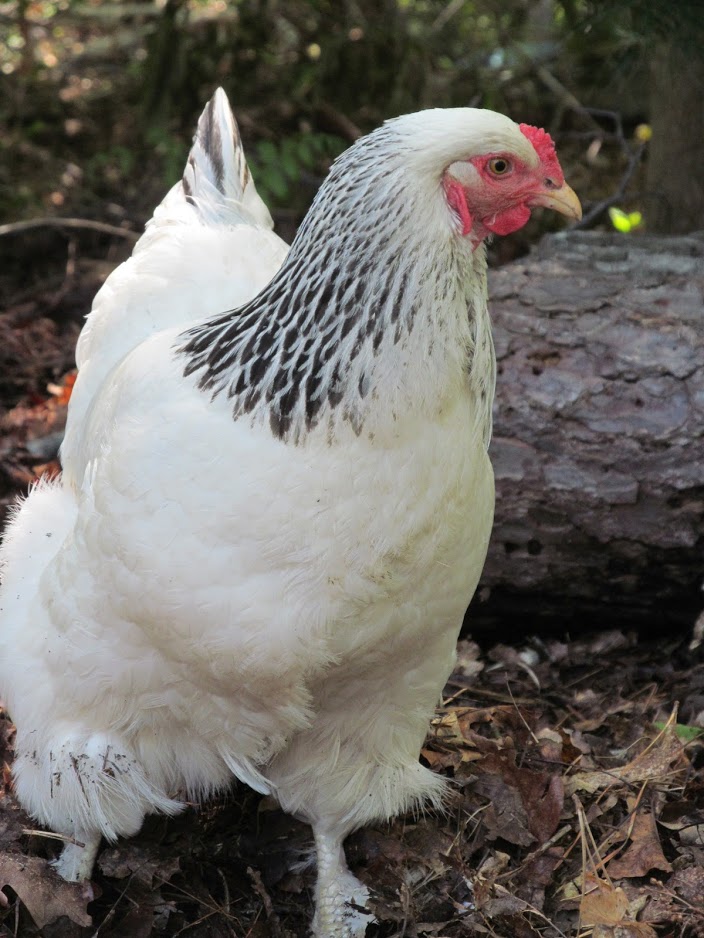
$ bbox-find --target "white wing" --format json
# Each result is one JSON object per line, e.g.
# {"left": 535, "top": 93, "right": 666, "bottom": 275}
{"left": 61, "top": 87, "right": 288, "bottom": 487}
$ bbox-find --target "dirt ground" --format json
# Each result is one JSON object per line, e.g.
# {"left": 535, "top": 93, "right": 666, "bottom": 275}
{"left": 0, "top": 252, "right": 703, "bottom": 938}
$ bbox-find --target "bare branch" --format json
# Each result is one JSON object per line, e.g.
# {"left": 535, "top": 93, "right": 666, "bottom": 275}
{"left": 0, "top": 218, "right": 140, "bottom": 242}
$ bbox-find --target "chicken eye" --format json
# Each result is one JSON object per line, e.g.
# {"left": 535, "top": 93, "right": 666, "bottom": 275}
{"left": 487, "top": 157, "right": 511, "bottom": 176}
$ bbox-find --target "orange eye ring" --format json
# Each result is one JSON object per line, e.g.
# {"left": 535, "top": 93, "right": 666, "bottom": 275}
{"left": 487, "top": 157, "right": 511, "bottom": 176}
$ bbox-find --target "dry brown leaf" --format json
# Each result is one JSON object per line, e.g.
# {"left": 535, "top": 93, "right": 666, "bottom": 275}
{"left": 640, "top": 866, "right": 704, "bottom": 928}
{"left": 420, "top": 747, "right": 463, "bottom": 772}
{"left": 580, "top": 881, "right": 659, "bottom": 937}
{"left": 0, "top": 853, "right": 91, "bottom": 928}
{"left": 474, "top": 751, "right": 563, "bottom": 847}
{"left": 478, "top": 884, "right": 529, "bottom": 918}
{"left": 536, "top": 727, "right": 563, "bottom": 764}
{"left": 430, "top": 709, "right": 466, "bottom": 747}
{"left": 47, "top": 370, "right": 77, "bottom": 406}
{"left": 607, "top": 810, "right": 672, "bottom": 879}
{"left": 658, "top": 798, "right": 704, "bottom": 846}
{"left": 566, "top": 714, "right": 688, "bottom": 797}
{"left": 580, "top": 881, "right": 629, "bottom": 926}
{"left": 593, "top": 925, "right": 657, "bottom": 938}
{"left": 665, "top": 865, "right": 704, "bottom": 908}
{"left": 474, "top": 770, "right": 535, "bottom": 847}
{"left": 98, "top": 842, "right": 180, "bottom": 887}
{"left": 619, "top": 721, "right": 687, "bottom": 786}
{"left": 472, "top": 853, "right": 531, "bottom": 923}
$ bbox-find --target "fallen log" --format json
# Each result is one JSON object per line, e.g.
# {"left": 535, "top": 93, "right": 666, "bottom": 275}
{"left": 474, "top": 231, "right": 703, "bottom": 632}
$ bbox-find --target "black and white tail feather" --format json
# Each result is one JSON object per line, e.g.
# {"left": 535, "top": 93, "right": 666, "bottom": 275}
{"left": 157, "top": 87, "right": 273, "bottom": 230}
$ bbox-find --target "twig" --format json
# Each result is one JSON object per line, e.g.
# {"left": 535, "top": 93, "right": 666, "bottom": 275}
{"left": 0, "top": 217, "right": 140, "bottom": 241}
{"left": 21, "top": 828, "right": 84, "bottom": 846}
{"left": 560, "top": 106, "right": 647, "bottom": 229}
{"left": 498, "top": 823, "right": 573, "bottom": 883}
{"left": 158, "top": 877, "right": 240, "bottom": 923}
{"left": 505, "top": 679, "right": 540, "bottom": 745}
{"left": 442, "top": 685, "right": 473, "bottom": 707}
{"left": 246, "top": 867, "right": 288, "bottom": 938}
{"left": 533, "top": 64, "right": 603, "bottom": 134}
{"left": 575, "top": 141, "right": 647, "bottom": 229}
{"left": 430, "top": 0, "right": 465, "bottom": 33}
{"left": 90, "top": 868, "right": 143, "bottom": 937}
{"left": 315, "top": 102, "right": 362, "bottom": 142}
{"left": 516, "top": 51, "right": 647, "bottom": 229}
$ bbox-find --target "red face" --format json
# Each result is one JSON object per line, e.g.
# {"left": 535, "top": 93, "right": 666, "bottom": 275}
{"left": 443, "top": 124, "right": 581, "bottom": 245}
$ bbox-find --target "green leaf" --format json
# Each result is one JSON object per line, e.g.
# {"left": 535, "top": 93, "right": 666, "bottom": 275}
{"left": 256, "top": 140, "right": 278, "bottom": 166}
{"left": 296, "top": 136, "right": 316, "bottom": 169}
{"left": 654, "top": 721, "right": 703, "bottom": 743}
{"left": 608, "top": 206, "right": 632, "bottom": 232}
{"left": 262, "top": 165, "right": 288, "bottom": 201}
{"left": 608, "top": 206, "right": 643, "bottom": 233}
{"left": 280, "top": 138, "right": 301, "bottom": 182}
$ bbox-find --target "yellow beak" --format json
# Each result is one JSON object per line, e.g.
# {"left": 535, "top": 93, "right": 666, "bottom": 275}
{"left": 530, "top": 182, "right": 582, "bottom": 221}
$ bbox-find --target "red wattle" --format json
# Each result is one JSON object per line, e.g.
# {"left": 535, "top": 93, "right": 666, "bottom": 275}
{"left": 485, "top": 204, "right": 531, "bottom": 236}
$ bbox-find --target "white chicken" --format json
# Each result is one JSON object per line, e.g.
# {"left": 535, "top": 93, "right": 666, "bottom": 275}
{"left": 0, "top": 90, "right": 580, "bottom": 936}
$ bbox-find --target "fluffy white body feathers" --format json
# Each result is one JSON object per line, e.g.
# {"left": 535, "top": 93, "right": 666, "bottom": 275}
{"left": 0, "top": 89, "right": 579, "bottom": 935}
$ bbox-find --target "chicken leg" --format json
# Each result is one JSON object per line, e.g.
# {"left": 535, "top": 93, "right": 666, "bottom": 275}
{"left": 52, "top": 829, "right": 102, "bottom": 883}
{"left": 312, "top": 827, "right": 375, "bottom": 938}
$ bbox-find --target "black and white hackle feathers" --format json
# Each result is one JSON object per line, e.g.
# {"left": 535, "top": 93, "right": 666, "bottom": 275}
{"left": 0, "top": 89, "right": 579, "bottom": 938}
{"left": 178, "top": 109, "right": 496, "bottom": 444}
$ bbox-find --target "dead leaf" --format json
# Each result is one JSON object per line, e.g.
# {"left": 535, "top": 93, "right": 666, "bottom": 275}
{"left": 566, "top": 714, "right": 688, "bottom": 797}
{"left": 658, "top": 799, "right": 704, "bottom": 846}
{"left": 593, "top": 926, "right": 657, "bottom": 938}
{"left": 665, "top": 865, "right": 704, "bottom": 907}
{"left": 473, "top": 854, "right": 528, "bottom": 915}
{"left": 421, "top": 746, "right": 463, "bottom": 772}
{"left": 516, "top": 847, "right": 565, "bottom": 910}
{"left": 0, "top": 853, "right": 91, "bottom": 927}
{"left": 98, "top": 842, "right": 180, "bottom": 887}
{"left": 479, "top": 885, "right": 529, "bottom": 917}
{"left": 580, "top": 882, "right": 629, "bottom": 926}
{"left": 619, "top": 719, "right": 687, "bottom": 786}
{"left": 474, "top": 770, "right": 535, "bottom": 846}
{"left": 641, "top": 866, "right": 704, "bottom": 928}
{"left": 474, "top": 751, "right": 563, "bottom": 846}
{"left": 47, "top": 370, "right": 77, "bottom": 406}
{"left": 607, "top": 810, "right": 672, "bottom": 878}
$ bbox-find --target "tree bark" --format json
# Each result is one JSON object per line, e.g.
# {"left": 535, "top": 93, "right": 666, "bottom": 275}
{"left": 646, "top": 41, "right": 704, "bottom": 234}
{"left": 472, "top": 231, "right": 704, "bottom": 633}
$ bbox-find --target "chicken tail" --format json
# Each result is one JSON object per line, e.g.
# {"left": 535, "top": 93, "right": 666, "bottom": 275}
{"left": 179, "top": 87, "right": 274, "bottom": 229}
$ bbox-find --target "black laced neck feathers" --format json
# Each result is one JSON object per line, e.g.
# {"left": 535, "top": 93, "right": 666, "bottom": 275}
{"left": 176, "top": 125, "right": 428, "bottom": 442}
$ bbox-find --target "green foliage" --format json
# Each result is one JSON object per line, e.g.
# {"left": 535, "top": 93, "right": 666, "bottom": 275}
{"left": 608, "top": 206, "right": 643, "bottom": 232}
{"left": 250, "top": 132, "right": 345, "bottom": 208}
{"left": 2, "top": 0, "right": 701, "bottom": 231}
{"left": 654, "top": 721, "right": 703, "bottom": 743}
{"left": 143, "top": 126, "right": 190, "bottom": 190}
{"left": 559, "top": 0, "right": 704, "bottom": 47}
{"left": 84, "top": 146, "right": 137, "bottom": 189}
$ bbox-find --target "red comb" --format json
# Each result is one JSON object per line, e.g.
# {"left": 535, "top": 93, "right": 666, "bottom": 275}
{"left": 519, "top": 124, "right": 564, "bottom": 183}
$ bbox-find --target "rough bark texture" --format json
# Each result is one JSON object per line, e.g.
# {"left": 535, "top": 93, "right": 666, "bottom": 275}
{"left": 646, "top": 41, "right": 704, "bottom": 234}
{"left": 473, "top": 231, "right": 703, "bottom": 633}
